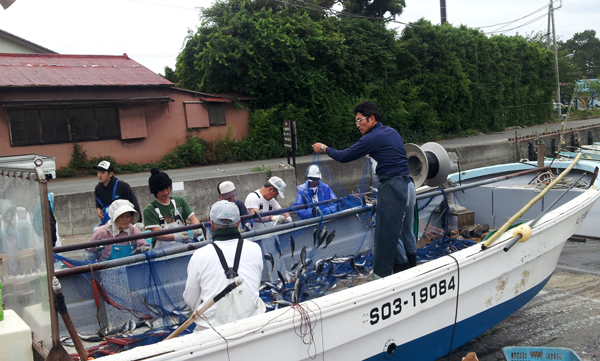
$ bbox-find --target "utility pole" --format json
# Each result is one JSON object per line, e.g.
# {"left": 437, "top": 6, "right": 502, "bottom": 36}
{"left": 440, "top": 0, "right": 447, "bottom": 25}
{"left": 547, "top": 1, "right": 552, "bottom": 49}
{"left": 551, "top": 1, "right": 562, "bottom": 118}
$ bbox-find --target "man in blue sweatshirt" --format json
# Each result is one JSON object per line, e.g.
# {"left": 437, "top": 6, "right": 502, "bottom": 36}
{"left": 312, "top": 101, "right": 416, "bottom": 277}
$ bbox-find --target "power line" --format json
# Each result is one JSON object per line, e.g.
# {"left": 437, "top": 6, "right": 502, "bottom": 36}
{"left": 486, "top": 13, "right": 548, "bottom": 35}
{"left": 475, "top": 2, "right": 550, "bottom": 29}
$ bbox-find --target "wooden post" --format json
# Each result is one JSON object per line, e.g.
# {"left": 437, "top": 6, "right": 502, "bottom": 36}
{"left": 537, "top": 143, "right": 545, "bottom": 177}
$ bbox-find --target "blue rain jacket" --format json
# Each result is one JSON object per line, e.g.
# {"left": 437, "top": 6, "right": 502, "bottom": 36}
{"left": 293, "top": 181, "right": 338, "bottom": 220}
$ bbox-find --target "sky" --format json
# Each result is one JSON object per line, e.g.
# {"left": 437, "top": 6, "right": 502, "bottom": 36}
{"left": 0, "top": 0, "right": 598, "bottom": 74}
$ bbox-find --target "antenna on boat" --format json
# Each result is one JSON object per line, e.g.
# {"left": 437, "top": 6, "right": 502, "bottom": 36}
{"left": 405, "top": 142, "right": 452, "bottom": 188}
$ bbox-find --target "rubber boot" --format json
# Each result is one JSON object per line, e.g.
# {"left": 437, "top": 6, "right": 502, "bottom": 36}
{"left": 407, "top": 254, "right": 417, "bottom": 269}
{"left": 393, "top": 262, "right": 408, "bottom": 274}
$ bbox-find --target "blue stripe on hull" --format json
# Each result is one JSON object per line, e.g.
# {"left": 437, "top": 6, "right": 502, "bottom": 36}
{"left": 365, "top": 273, "right": 553, "bottom": 361}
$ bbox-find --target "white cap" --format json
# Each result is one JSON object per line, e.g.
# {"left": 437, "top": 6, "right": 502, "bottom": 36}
{"left": 210, "top": 200, "right": 240, "bottom": 226}
{"left": 306, "top": 165, "right": 321, "bottom": 180}
{"left": 268, "top": 176, "right": 286, "bottom": 198}
{"left": 217, "top": 181, "right": 238, "bottom": 199}
{"left": 108, "top": 199, "right": 140, "bottom": 223}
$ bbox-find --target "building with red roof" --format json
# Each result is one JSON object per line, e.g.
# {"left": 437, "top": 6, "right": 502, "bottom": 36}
{"left": 0, "top": 53, "right": 251, "bottom": 169}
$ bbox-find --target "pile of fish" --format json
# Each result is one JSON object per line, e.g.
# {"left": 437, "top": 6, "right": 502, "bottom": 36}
{"left": 260, "top": 248, "right": 374, "bottom": 311}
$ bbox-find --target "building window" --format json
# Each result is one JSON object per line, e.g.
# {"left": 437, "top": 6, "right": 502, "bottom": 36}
{"left": 207, "top": 103, "right": 226, "bottom": 126}
{"left": 8, "top": 106, "right": 121, "bottom": 146}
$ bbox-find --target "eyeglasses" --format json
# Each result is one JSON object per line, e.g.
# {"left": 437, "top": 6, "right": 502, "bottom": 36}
{"left": 355, "top": 116, "right": 368, "bottom": 125}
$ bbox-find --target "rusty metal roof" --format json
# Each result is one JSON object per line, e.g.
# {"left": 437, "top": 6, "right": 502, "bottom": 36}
{"left": 0, "top": 53, "right": 174, "bottom": 87}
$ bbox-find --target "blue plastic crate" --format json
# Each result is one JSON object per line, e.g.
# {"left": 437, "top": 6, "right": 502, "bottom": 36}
{"left": 502, "top": 347, "right": 582, "bottom": 361}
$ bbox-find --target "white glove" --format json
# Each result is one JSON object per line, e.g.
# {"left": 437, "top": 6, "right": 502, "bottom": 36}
{"left": 243, "top": 222, "right": 252, "bottom": 232}
{"left": 192, "top": 227, "right": 204, "bottom": 240}
{"left": 271, "top": 215, "right": 289, "bottom": 224}
{"left": 174, "top": 232, "right": 192, "bottom": 243}
{"left": 132, "top": 245, "right": 151, "bottom": 254}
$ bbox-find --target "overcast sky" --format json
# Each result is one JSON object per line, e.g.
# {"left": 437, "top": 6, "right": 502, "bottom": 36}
{"left": 1, "top": 0, "right": 598, "bottom": 74}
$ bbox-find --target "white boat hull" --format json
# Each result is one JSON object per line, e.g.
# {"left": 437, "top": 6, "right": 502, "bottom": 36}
{"left": 104, "top": 161, "right": 599, "bottom": 361}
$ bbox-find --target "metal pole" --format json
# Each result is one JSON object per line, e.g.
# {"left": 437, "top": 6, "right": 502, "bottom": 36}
{"left": 547, "top": 2, "right": 552, "bottom": 49}
{"left": 552, "top": 4, "right": 561, "bottom": 118}
{"left": 34, "top": 160, "right": 62, "bottom": 355}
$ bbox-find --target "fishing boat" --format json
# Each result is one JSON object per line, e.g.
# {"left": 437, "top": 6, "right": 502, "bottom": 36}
{"left": 1, "top": 145, "right": 599, "bottom": 361}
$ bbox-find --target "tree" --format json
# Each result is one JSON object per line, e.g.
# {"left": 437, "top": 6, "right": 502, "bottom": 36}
{"left": 560, "top": 30, "right": 600, "bottom": 79}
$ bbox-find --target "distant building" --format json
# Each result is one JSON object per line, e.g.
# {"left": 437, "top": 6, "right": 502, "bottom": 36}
{"left": 0, "top": 29, "right": 56, "bottom": 54}
{"left": 0, "top": 53, "right": 251, "bottom": 169}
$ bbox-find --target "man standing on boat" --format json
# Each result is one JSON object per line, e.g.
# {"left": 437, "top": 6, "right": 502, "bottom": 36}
{"left": 142, "top": 167, "right": 202, "bottom": 249}
{"left": 312, "top": 101, "right": 416, "bottom": 277}
{"left": 244, "top": 176, "right": 292, "bottom": 225}
{"left": 292, "top": 165, "right": 338, "bottom": 220}
{"left": 94, "top": 160, "right": 141, "bottom": 226}
{"left": 183, "top": 200, "right": 265, "bottom": 331}
{"left": 217, "top": 180, "right": 253, "bottom": 231}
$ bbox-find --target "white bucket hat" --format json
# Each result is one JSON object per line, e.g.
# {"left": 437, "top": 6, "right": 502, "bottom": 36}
{"left": 108, "top": 199, "right": 140, "bottom": 223}
{"left": 268, "top": 176, "right": 286, "bottom": 198}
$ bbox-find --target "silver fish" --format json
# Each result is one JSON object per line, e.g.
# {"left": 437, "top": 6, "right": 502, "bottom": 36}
{"left": 272, "top": 299, "right": 293, "bottom": 306}
{"left": 323, "top": 229, "right": 336, "bottom": 249}
{"left": 290, "top": 260, "right": 301, "bottom": 271}
{"left": 313, "top": 228, "right": 318, "bottom": 247}
{"left": 289, "top": 236, "right": 296, "bottom": 259}
{"left": 300, "top": 246, "right": 307, "bottom": 269}
{"left": 331, "top": 256, "right": 352, "bottom": 264}
{"left": 277, "top": 270, "right": 287, "bottom": 293}
{"left": 264, "top": 253, "right": 275, "bottom": 272}
{"left": 326, "top": 265, "right": 335, "bottom": 277}
{"left": 78, "top": 332, "right": 103, "bottom": 342}
{"left": 121, "top": 319, "right": 136, "bottom": 333}
{"left": 315, "top": 259, "right": 324, "bottom": 275}
{"left": 264, "top": 281, "right": 278, "bottom": 290}
{"left": 60, "top": 337, "right": 74, "bottom": 347}
{"left": 295, "top": 266, "right": 305, "bottom": 280}
{"left": 350, "top": 257, "right": 362, "bottom": 275}
{"left": 292, "top": 278, "right": 302, "bottom": 304}
{"left": 318, "top": 226, "right": 327, "bottom": 245}
{"left": 274, "top": 237, "right": 283, "bottom": 258}
{"left": 317, "top": 230, "right": 328, "bottom": 249}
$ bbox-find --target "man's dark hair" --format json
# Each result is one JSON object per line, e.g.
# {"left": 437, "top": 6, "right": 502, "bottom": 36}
{"left": 264, "top": 181, "right": 273, "bottom": 188}
{"left": 353, "top": 101, "right": 382, "bottom": 123}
